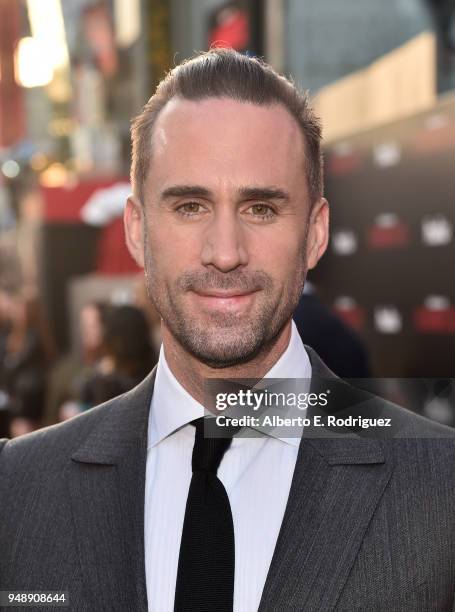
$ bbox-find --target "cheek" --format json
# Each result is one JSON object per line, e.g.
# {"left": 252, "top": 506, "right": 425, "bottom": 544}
{"left": 151, "top": 214, "right": 209, "bottom": 254}
{"left": 251, "top": 230, "right": 305, "bottom": 278}
{"left": 146, "top": 224, "right": 200, "bottom": 280}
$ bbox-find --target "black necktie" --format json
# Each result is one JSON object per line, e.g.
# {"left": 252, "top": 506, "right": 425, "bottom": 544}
{"left": 174, "top": 417, "right": 238, "bottom": 612}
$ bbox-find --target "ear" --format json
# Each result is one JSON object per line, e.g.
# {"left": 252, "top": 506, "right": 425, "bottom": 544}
{"left": 306, "top": 197, "right": 329, "bottom": 270}
{"left": 124, "top": 195, "right": 145, "bottom": 268}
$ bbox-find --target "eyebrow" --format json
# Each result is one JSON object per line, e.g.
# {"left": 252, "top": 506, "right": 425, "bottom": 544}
{"left": 160, "top": 185, "right": 291, "bottom": 202}
{"left": 160, "top": 185, "right": 211, "bottom": 200}
{"left": 238, "top": 186, "right": 290, "bottom": 202}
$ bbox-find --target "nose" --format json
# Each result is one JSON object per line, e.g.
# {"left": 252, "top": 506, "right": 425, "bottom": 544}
{"left": 201, "top": 209, "right": 249, "bottom": 272}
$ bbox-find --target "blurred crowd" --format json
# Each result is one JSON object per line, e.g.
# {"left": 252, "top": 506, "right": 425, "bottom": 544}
{"left": 0, "top": 284, "right": 159, "bottom": 439}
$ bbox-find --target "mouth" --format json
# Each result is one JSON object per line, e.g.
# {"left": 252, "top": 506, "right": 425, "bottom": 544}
{"left": 195, "top": 290, "right": 257, "bottom": 298}
{"left": 191, "top": 289, "right": 260, "bottom": 312}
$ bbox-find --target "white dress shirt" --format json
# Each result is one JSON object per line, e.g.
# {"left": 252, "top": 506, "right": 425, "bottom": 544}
{"left": 144, "top": 321, "right": 311, "bottom": 612}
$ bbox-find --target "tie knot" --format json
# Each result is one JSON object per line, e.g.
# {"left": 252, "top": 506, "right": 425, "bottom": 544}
{"left": 191, "top": 417, "right": 238, "bottom": 474}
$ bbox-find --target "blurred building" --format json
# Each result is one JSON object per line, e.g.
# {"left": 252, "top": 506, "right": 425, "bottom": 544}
{"left": 285, "top": 0, "right": 432, "bottom": 92}
{"left": 169, "top": 0, "right": 455, "bottom": 94}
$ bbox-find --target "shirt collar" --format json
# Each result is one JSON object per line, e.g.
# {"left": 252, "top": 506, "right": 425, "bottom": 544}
{"left": 148, "top": 320, "right": 311, "bottom": 449}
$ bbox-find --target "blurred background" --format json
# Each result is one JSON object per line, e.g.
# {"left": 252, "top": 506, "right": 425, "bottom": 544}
{"left": 1, "top": 0, "right": 454, "bottom": 437}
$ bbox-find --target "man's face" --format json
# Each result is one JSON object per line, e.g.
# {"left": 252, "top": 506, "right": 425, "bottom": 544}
{"left": 125, "top": 97, "right": 328, "bottom": 368}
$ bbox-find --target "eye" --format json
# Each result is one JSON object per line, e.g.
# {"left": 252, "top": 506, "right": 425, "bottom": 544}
{"left": 246, "top": 203, "right": 276, "bottom": 220}
{"left": 176, "top": 201, "right": 204, "bottom": 217}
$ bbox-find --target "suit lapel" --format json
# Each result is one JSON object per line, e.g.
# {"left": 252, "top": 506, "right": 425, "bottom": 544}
{"left": 258, "top": 348, "right": 394, "bottom": 611}
{"left": 258, "top": 435, "right": 393, "bottom": 611}
{"left": 68, "top": 368, "right": 157, "bottom": 612}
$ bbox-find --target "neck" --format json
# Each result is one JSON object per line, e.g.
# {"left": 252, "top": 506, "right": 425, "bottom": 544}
{"left": 161, "top": 320, "right": 293, "bottom": 405}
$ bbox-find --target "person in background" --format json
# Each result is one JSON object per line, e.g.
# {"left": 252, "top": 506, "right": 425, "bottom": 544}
{"left": 293, "top": 281, "right": 371, "bottom": 378}
{"left": 0, "top": 289, "right": 55, "bottom": 437}
{"left": 74, "top": 304, "right": 158, "bottom": 411}
{"left": 46, "top": 301, "right": 109, "bottom": 424}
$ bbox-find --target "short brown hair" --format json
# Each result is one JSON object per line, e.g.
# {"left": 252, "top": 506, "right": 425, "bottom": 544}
{"left": 131, "top": 48, "right": 323, "bottom": 205}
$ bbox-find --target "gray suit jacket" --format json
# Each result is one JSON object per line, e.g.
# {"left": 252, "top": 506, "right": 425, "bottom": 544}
{"left": 1, "top": 347, "right": 455, "bottom": 611}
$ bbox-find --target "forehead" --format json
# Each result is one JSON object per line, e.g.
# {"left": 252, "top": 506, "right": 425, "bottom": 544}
{"left": 147, "top": 97, "right": 307, "bottom": 192}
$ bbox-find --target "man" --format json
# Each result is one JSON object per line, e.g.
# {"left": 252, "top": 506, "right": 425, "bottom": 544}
{"left": 1, "top": 49, "right": 455, "bottom": 612}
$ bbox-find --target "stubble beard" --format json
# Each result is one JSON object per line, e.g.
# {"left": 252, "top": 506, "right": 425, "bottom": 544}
{"left": 143, "top": 239, "right": 308, "bottom": 369}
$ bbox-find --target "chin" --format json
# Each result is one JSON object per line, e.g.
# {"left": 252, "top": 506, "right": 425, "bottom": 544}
{"left": 191, "top": 350, "right": 259, "bottom": 369}
{"left": 182, "top": 332, "right": 267, "bottom": 369}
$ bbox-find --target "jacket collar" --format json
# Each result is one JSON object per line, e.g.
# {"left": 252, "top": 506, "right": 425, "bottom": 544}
{"left": 71, "top": 366, "right": 157, "bottom": 465}
{"left": 71, "top": 346, "right": 385, "bottom": 467}
{"left": 305, "top": 345, "right": 385, "bottom": 465}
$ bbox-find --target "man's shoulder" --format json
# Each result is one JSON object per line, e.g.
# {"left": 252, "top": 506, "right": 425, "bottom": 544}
{"left": 307, "top": 350, "right": 455, "bottom": 472}
{"left": 362, "top": 396, "right": 455, "bottom": 484}
{"left": 0, "top": 367, "right": 156, "bottom": 470}
{"left": 0, "top": 393, "right": 124, "bottom": 468}
{"left": 376, "top": 394, "right": 455, "bottom": 439}
{"left": 306, "top": 346, "right": 455, "bottom": 442}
